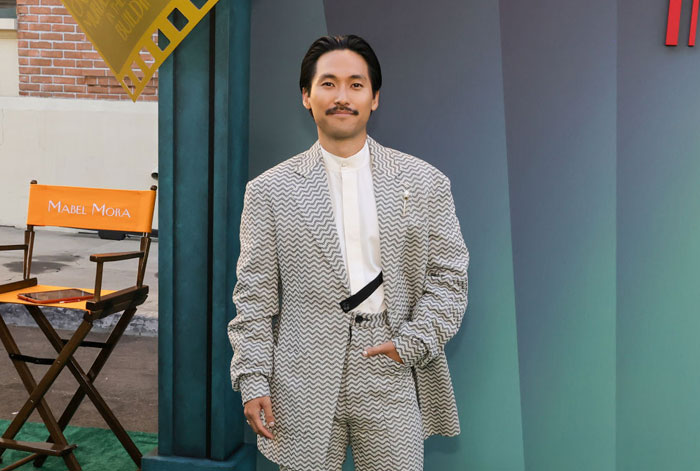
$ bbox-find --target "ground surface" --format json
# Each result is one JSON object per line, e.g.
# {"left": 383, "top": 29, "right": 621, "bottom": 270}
{"left": 0, "top": 325, "right": 158, "bottom": 434}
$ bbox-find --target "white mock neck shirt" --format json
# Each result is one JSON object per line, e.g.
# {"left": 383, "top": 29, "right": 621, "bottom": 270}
{"left": 321, "top": 139, "right": 387, "bottom": 314}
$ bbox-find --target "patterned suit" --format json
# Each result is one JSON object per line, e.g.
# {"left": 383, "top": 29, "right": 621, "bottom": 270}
{"left": 228, "top": 136, "right": 469, "bottom": 469}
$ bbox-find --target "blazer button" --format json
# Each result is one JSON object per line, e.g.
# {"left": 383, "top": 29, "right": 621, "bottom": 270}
{"left": 355, "top": 315, "right": 364, "bottom": 324}
{"left": 341, "top": 301, "right": 350, "bottom": 312}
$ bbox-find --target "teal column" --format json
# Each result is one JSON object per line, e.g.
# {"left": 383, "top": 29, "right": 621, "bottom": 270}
{"left": 142, "top": 1, "right": 254, "bottom": 470}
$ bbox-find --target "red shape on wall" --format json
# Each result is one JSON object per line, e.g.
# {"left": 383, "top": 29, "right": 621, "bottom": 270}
{"left": 666, "top": 0, "right": 700, "bottom": 46}
{"left": 667, "top": 0, "right": 683, "bottom": 46}
{"left": 690, "top": 0, "right": 699, "bottom": 45}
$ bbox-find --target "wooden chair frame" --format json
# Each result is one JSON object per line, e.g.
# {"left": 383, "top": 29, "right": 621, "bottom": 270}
{"left": 0, "top": 181, "right": 157, "bottom": 471}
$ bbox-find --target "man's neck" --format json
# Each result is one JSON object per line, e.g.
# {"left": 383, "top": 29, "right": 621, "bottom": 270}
{"left": 318, "top": 131, "right": 367, "bottom": 158}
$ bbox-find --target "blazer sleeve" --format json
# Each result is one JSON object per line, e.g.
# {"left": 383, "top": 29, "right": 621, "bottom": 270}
{"left": 392, "top": 173, "right": 469, "bottom": 368}
{"left": 228, "top": 179, "right": 279, "bottom": 403}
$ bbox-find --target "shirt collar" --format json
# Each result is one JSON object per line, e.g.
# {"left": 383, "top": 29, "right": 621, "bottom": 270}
{"left": 321, "top": 139, "right": 370, "bottom": 171}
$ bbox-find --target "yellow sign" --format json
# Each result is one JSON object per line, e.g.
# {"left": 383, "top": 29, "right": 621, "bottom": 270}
{"left": 61, "top": 0, "right": 220, "bottom": 101}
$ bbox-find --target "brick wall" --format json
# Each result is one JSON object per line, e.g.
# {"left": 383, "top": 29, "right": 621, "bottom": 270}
{"left": 16, "top": 0, "right": 158, "bottom": 101}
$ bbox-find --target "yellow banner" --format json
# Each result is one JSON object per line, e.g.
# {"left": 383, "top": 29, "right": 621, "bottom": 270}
{"left": 61, "top": 0, "right": 219, "bottom": 101}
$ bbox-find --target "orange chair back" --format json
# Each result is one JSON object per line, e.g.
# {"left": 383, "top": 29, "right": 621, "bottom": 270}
{"left": 26, "top": 184, "right": 156, "bottom": 233}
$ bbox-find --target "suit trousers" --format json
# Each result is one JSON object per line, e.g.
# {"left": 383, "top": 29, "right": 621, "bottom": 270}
{"left": 280, "top": 310, "right": 424, "bottom": 471}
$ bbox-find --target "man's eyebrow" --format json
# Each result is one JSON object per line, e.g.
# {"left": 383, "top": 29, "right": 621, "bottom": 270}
{"left": 316, "top": 73, "right": 368, "bottom": 81}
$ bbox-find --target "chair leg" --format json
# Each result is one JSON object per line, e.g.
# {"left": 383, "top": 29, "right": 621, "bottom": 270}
{"left": 53, "top": 306, "right": 138, "bottom": 428}
{"left": 0, "top": 315, "right": 85, "bottom": 471}
{"left": 27, "top": 306, "right": 142, "bottom": 468}
{"left": 1, "top": 452, "right": 39, "bottom": 471}
{"left": 34, "top": 306, "right": 138, "bottom": 468}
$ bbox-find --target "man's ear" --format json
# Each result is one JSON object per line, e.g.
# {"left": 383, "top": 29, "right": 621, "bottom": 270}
{"left": 371, "top": 90, "right": 380, "bottom": 111}
{"left": 302, "top": 88, "right": 311, "bottom": 110}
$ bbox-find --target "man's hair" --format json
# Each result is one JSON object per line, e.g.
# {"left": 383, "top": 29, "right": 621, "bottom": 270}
{"left": 299, "top": 35, "right": 382, "bottom": 97}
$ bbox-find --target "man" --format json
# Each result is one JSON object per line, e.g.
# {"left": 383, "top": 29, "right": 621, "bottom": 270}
{"left": 229, "top": 35, "right": 469, "bottom": 471}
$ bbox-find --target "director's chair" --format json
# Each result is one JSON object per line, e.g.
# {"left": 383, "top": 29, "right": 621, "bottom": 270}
{"left": 0, "top": 181, "right": 157, "bottom": 471}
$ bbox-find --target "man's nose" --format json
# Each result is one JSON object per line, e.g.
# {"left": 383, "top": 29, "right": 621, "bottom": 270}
{"left": 334, "top": 85, "right": 349, "bottom": 104}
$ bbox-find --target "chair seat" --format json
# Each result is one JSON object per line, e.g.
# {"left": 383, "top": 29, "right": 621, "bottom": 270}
{"left": 0, "top": 284, "right": 115, "bottom": 311}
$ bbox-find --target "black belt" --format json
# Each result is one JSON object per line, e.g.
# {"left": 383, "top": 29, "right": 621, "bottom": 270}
{"left": 339, "top": 271, "right": 383, "bottom": 313}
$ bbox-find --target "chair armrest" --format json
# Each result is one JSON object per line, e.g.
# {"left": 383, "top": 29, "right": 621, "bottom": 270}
{"left": 90, "top": 251, "right": 147, "bottom": 302}
{"left": 0, "top": 278, "right": 38, "bottom": 295}
{"left": 0, "top": 244, "right": 28, "bottom": 251}
{"left": 89, "top": 251, "right": 145, "bottom": 263}
{"left": 85, "top": 285, "right": 149, "bottom": 318}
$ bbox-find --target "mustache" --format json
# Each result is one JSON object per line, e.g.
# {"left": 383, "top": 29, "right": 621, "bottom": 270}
{"left": 326, "top": 105, "right": 359, "bottom": 115}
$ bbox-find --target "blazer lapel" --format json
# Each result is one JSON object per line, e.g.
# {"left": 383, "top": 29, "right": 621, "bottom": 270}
{"left": 292, "top": 137, "right": 406, "bottom": 311}
{"left": 367, "top": 136, "right": 405, "bottom": 317}
{"left": 293, "top": 141, "right": 350, "bottom": 294}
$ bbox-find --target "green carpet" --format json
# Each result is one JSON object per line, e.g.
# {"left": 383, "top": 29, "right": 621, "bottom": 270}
{"left": 0, "top": 420, "right": 157, "bottom": 470}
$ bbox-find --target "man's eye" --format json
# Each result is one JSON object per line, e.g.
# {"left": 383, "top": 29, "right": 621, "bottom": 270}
{"left": 352, "top": 83, "right": 363, "bottom": 88}
{"left": 321, "top": 82, "right": 333, "bottom": 87}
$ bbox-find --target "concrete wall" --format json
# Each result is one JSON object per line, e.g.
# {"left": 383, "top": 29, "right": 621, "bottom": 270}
{"left": 0, "top": 96, "right": 158, "bottom": 229}
{"left": 0, "top": 18, "right": 18, "bottom": 97}
{"left": 0, "top": 15, "right": 158, "bottom": 232}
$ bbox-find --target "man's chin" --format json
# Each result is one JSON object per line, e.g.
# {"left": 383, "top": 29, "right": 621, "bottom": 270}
{"left": 317, "top": 124, "right": 366, "bottom": 141}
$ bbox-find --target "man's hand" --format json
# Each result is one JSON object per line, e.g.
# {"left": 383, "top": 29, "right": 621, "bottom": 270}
{"left": 244, "top": 396, "right": 275, "bottom": 439}
{"left": 362, "top": 340, "right": 404, "bottom": 364}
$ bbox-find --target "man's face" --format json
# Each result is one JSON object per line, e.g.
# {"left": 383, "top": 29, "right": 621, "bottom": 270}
{"left": 302, "top": 49, "right": 379, "bottom": 141}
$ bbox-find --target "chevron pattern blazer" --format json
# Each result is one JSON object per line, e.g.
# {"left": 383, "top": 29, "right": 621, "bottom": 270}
{"left": 229, "top": 136, "right": 469, "bottom": 468}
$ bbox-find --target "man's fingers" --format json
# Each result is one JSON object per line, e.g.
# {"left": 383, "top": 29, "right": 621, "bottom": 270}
{"left": 262, "top": 398, "right": 276, "bottom": 428}
{"left": 253, "top": 411, "right": 273, "bottom": 439}
{"left": 362, "top": 342, "right": 386, "bottom": 358}
{"left": 362, "top": 342, "right": 404, "bottom": 363}
{"left": 243, "top": 411, "right": 255, "bottom": 433}
{"left": 244, "top": 397, "right": 274, "bottom": 439}
{"left": 243, "top": 405, "right": 259, "bottom": 434}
